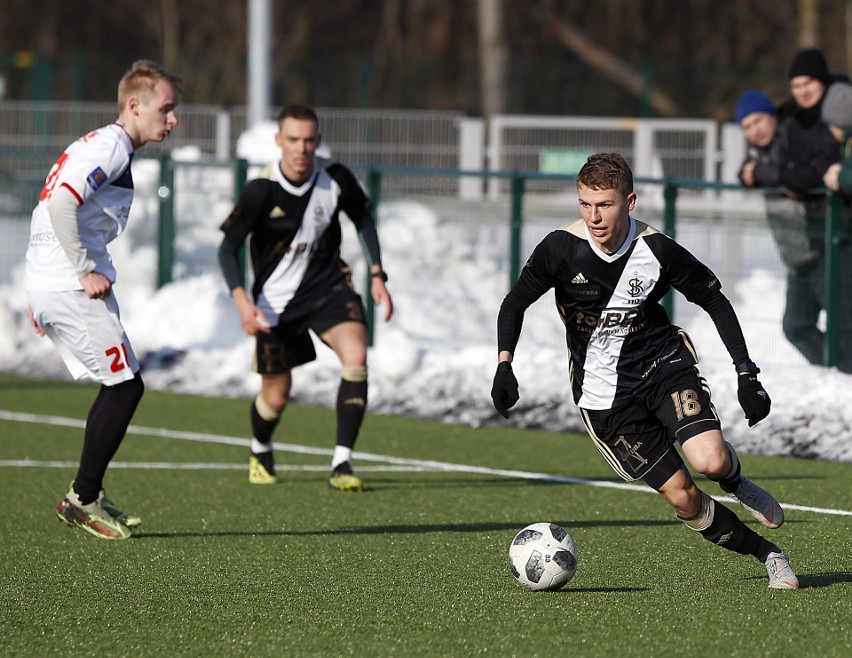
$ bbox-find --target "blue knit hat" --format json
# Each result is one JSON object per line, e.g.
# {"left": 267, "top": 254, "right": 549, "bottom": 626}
{"left": 734, "top": 90, "right": 778, "bottom": 124}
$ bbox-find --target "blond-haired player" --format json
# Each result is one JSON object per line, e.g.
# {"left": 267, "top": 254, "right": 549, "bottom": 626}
{"left": 25, "top": 60, "right": 182, "bottom": 540}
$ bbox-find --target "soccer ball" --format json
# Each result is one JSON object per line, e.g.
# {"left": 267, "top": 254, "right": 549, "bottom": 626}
{"left": 508, "top": 522, "right": 579, "bottom": 591}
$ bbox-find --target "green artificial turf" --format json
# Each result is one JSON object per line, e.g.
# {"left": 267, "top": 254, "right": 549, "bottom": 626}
{"left": 1, "top": 374, "right": 850, "bottom": 657}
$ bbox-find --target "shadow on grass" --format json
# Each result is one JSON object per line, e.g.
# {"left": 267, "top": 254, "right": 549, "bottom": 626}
{"left": 366, "top": 473, "right": 827, "bottom": 492}
{"left": 794, "top": 572, "right": 852, "bottom": 589}
{"left": 359, "top": 475, "right": 645, "bottom": 490}
{"left": 131, "top": 517, "right": 679, "bottom": 540}
{"left": 745, "top": 571, "right": 851, "bottom": 589}
{"left": 553, "top": 586, "right": 650, "bottom": 593}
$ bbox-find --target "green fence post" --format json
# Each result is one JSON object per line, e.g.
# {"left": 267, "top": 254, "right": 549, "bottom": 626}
{"left": 156, "top": 155, "right": 175, "bottom": 289}
{"left": 365, "top": 167, "right": 382, "bottom": 346}
{"left": 509, "top": 174, "right": 525, "bottom": 287}
{"left": 661, "top": 181, "right": 678, "bottom": 318}
{"left": 823, "top": 190, "right": 843, "bottom": 368}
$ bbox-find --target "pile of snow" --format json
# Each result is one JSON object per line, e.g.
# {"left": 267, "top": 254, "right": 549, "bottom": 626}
{"left": 2, "top": 142, "right": 849, "bottom": 464}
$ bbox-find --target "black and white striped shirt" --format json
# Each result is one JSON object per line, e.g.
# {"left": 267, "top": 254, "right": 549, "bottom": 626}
{"left": 220, "top": 158, "right": 382, "bottom": 320}
{"left": 497, "top": 217, "right": 749, "bottom": 410}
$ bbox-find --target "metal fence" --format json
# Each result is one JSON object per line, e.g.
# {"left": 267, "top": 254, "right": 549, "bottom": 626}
{"left": 50, "top": 157, "right": 837, "bottom": 376}
{"left": 7, "top": 101, "right": 837, "bottom": 376}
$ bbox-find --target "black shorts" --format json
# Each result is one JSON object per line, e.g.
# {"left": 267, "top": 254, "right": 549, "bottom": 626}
{"left": 580, "top": 366, "right": 720, "bottom": 490}
{"left": 254, "top": 288, "right": 366, "bottom": 375}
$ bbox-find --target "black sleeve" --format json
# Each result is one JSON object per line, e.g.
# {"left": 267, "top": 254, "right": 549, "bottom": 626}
{"left": 356, "top": 215, "right": 382, "bottom": 269}
{"left": 751, "top": 161, "right": 781, "bottom": 187}
{"left": 701, "top": 293, "right": 750, "bottom": 366}
{"left": 497, "top": 235, "right": 558, "bottom": 355}
{"left": 737, "top": 149, "right": 755, "bottom": 186}
{"left": 218, "top": 238, "right": 244, "bottom": 291}
{"left": 329, "top": 164, "right": 382, "bottom": 267}
{"left": 658, "top": 237, "right": 750, "bottom": 366}
{"left": 220, "top": 179, "right": 268, "bottom": 247}
{"left": 778, "top": 121, "right": 839, "bottom": 193}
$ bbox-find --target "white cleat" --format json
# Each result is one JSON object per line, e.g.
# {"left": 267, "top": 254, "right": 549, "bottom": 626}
{"left": 731, "top": 477, "right": 784, "bottom": 529}
{"left": 765, "top": 552, "right": 799, "bottom": 589}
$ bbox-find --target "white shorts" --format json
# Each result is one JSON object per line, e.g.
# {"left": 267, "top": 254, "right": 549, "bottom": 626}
{"left": 26, "top": 289, "right": 139, "bottom": 386}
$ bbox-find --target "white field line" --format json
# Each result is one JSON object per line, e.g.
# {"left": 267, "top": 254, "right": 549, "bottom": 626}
{"left": 2, "top": 409, "right": 851, "bottom": 517}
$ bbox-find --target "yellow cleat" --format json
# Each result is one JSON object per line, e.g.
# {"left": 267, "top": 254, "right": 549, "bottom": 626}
{"left": 249, "top": 454, "right": 277, "bottom": 484}
{"left": 56, "top": 485, "right": 132, "bottom": 540}
{"left": 328, "top": 462, "right": 364, "bottom": 492}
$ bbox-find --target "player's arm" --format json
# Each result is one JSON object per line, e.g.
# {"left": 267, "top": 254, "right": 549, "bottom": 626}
{"left": 46, "top": 185, "right": 112, "bottom": 299}
{"left": 219, "top": 183, "right": 271, "bottom": 335}
{"left": 361, "top": 218, "right": 393, "bottom": 322}
{"left": 217, "top": 238, "right": 271, "bottom": 336}
{"left": 666, "top": 242, "right": 771, "bottom": 426}
{"left": 492, "top": 238, "right": 556, "bottom": 417}
{"left": 336, "top": 165, "right": 393, "bottom": 321}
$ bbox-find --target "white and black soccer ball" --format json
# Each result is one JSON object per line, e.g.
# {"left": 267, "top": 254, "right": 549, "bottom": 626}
{"left": 508, "top": 522, "right": 579, "bottom": 591}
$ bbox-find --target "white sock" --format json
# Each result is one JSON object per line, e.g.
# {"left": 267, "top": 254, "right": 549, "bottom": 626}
{"left": 251, "top": 438, "right": 272, "bottom": 454}
{"left": 332, "top": 446, "right": 352, "bottom": 469}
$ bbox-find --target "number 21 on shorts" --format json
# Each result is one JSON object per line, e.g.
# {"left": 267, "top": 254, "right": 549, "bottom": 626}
{"left": 105, "top": 343, "right": 130, "bottom": 373}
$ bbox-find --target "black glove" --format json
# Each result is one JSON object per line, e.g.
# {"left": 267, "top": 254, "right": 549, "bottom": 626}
{"left": 736, "top": 362, "right": 771, "bottom": 427}
{"left": 491, "top": 361, "right": 519, "bottom": 419}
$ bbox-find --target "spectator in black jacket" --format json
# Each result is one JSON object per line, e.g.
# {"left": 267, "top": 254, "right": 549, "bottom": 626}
{"left": 774, "top": 48, "right": 851, "bottom": 371}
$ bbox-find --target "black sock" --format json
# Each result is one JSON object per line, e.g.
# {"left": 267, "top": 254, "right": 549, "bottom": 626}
{"left": 336, "top": 379, "right": 367, "bottom": 449}
{"left": 250, "top": 399, "right": 280, "bottom": 446}
{"left": 253, "top": 451, "right": 275, "bottom": 474}
{"left": 74, "top": 373, "right": 144, "bottom": 504}
{"left": 693, "top": 498, "right": 777, "bottom": 562}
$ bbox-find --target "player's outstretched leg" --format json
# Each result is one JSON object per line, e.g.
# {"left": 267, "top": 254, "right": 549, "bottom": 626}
{"left": 712, "top": 442, "right": 784, "bottom": 528}
{"left": 56, "top": 482, "right": 132, "bottom": 540}
{"left": 679, "top": 489, "right": 797, "bottom": 589}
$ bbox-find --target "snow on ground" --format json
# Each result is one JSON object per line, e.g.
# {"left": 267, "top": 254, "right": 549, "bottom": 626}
{"left": 2, "top": 151, "right": 850, "bottom": 465}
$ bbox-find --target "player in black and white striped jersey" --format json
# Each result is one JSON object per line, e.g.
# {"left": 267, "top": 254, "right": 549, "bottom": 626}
{"left": 219, "top": 104, "right": 393, "bottom": 492}
{"left": 492, "top": 152, "right": 798, "bottom": 589}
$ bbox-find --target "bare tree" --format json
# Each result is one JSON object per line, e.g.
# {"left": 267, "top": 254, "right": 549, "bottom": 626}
{"left": 797, "top": 0, "right": 819, "bottom": 47}
{"left": 546, "top": 13, "right": 682, "bottom": 117}
{"left": 478, "top": 0, "right": 507, "bottom": 117}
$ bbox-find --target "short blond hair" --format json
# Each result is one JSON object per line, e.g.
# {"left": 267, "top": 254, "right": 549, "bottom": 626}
{"left": 117, "top": 60, "right": 183, "bottom": 111}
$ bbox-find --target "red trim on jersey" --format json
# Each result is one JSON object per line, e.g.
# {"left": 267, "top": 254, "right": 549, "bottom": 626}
{"left": 60, "top": 182, "right": 84, "bottom": 205}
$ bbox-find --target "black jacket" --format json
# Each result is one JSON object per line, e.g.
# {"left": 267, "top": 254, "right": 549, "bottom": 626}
{"left": 777, "top": 76, "right": 848, "bottom": 215}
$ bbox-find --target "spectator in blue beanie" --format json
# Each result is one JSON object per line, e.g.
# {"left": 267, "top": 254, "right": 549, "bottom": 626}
{"left": 736, "top": 90, "right": 782, "bottom": 188}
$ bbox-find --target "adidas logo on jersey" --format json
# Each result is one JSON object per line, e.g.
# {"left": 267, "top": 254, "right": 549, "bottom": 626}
{"left": 269, "top": 206, "right": 285, "bottom": 218}
{"left": 571, "top": 273, "right": 589, "bottom": 284}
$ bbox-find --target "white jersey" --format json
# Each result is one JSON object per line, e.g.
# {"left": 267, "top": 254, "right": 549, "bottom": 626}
{"left": 24, "top": 123, "right": 135, "bottom": 291}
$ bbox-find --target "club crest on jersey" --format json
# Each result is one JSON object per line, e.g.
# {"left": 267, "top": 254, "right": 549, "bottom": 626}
{"left": 86, "top": 167, "right": 108, "bottom": 192}
{"left": 313, "top": 204, "right": 325, "bottom": 222}
{"left": 628, "top": 276, "right": 644, "bottom": 297}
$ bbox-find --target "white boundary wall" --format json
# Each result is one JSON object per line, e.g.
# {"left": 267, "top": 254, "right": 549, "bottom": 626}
{"left": 485, "top": 115, "right": 725, "bottom": 201}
